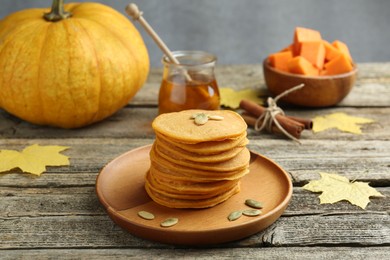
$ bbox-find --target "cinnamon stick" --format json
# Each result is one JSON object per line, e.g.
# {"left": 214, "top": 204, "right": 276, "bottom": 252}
{"left": 240, "top": 99, "right": 311, "bottom": 139}
{"left": 286, "top": 116, "right": 313, "bottom": 130}
{"left": 239, "top": 99, "right": 264, "bottom": 117}
{"left": 240, "top": 99, "right": 312, "bottom": 129}
{"left": 241, "top": 112, "right": 296, "bottom": 138}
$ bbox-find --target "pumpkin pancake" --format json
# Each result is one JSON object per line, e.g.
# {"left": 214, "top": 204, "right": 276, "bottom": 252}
{"left": 146, "top": 182, "right": 227, "bottom": 200}
{"left": 150, "top": 159, "right": 249, "bottom": 182}
{"left": 154, "top": 143, "right": 250, "bottom": 172}
{"left": 155, "top": 136, "right": 245, "bottom": 163}
{"left": 146, "top": 109, "right": 250, "bottom": 208}
{"left": 145, "top": 181, "right": 241, "bottom": 208}
{"left": 150, "top": 146, "right": 249, "bottom": 181}
{"left": 146, "top": 170, "right": 240, "bottom": 197}
{"left": 152, "top": 110, "right": 247, "bottom": 144}
{"left": 156, "top": 132, "right": 249, "bottom": 155}
{"left": 146, "top": 172, "right": 223, "bottom": 200}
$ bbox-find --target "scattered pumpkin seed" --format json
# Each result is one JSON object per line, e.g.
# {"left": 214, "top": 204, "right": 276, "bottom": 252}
{"left": 242, "top": 209, "right": 262, "bottom": 217}
{"left": 228, "top": 210, "right": 242, "bottom": 221}
{"left": 137, "top": 210, "right": 155, "bottom": 220}
{"left": 160, "top": 217, "right": 178, "bottom": 227}
{"left": 245, "top": 199, "right": 264, "bottom": 209}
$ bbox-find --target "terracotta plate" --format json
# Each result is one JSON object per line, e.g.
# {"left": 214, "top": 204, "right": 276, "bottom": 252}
{"left": 96, "top": 144, "right": 292, "bottom": 245}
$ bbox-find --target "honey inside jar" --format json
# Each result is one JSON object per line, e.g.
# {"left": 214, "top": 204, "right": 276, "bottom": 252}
{"left": 158, "top": 51, "right": 220, "bottom": 114}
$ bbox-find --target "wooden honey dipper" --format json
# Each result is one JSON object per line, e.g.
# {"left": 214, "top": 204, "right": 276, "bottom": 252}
{"left": 126, "top": 3, "right": 192, "bottom": 81}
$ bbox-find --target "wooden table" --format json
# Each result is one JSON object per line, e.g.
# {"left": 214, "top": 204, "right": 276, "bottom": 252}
{"left": 1, "top": 63, "right": 389, "bottom": 259}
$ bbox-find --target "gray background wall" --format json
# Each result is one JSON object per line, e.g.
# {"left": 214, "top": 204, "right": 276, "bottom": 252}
{"left": 1, "top": 0, "right": 389, "bottom": 67}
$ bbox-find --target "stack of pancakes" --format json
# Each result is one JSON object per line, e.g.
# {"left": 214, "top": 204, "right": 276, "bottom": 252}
{"left": 145, "top": 109, "right": 250, "bottom": 208}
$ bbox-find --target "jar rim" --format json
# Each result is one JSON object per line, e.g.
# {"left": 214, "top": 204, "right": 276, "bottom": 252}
{"left": 162, "top": 50, "right": 217, "bottom": 67}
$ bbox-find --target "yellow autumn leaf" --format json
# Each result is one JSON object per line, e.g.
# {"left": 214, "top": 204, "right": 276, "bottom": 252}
{"left": 312, "top": 112, "right": 374, "bottom": 134}
{"left": 220, "top": 87, "right": 264, "bottom": 109}
{"left": 0, "top": 144, "right": 70, "bottom": 176}
{"left": 303, "top": 172, "right": 384, "bottom": 209}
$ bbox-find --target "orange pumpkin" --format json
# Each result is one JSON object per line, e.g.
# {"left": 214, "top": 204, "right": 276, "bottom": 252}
{"left": 0, "top": 0, "right": 149, "bottom": 128}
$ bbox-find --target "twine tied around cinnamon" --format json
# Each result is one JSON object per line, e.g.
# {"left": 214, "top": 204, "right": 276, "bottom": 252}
{"left": 254, "top": 84, "right": 305, "bottom": 143}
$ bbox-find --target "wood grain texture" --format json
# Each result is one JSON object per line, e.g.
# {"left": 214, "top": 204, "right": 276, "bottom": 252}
{"left": 2, "top": 247, "right": 389, "bottom": 259}
{"left": 0, "top": 138, "right": 388, "bottom": 185}
{"left": 0, "top": 212, "right": 388, "bottom": 249}
{"left": 0, "top": 63, "right": 389, "bottom": 258}
{"left": 1, "top": 187, "right": 388, "bottom": 218}
{"left": 0, "top": 107, "right": 388, "bottom": 140}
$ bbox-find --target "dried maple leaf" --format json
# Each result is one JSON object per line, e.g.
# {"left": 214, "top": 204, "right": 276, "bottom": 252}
{"left": 220, "top": 87, "right": 264, "bottom": 109}
{"left": 312, "top": 112, "right": 374, "bottom": 134}
{"left": 303, "top": 172, "right": 384, "bottom": 209}
{"left": 0, "top": 144, "right": 70, "bottom": 176}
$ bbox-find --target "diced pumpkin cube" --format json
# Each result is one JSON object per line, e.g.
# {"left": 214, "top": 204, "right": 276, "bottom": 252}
{"left": 299, "top": 41, "right": 326, "bottom": 69}
{"left": 332, "top": 40, "right": 353, "bottom": 62}
{"left": 323, "top": 54, "right": 353, "bottom": 75}
{"left": 266, "top": 27, "right": 355, "bottom": 77}
{"left": 288, "top": 56, "right": 319, "bottom": 76}
{"left": 323, "top": 40, "right": 342, "bottom": 61}
{"left": 268, "top": 51, "right": 293, "bottom": 72}
{"left": 293, "top": 27, "right": 322, "bottom": 55}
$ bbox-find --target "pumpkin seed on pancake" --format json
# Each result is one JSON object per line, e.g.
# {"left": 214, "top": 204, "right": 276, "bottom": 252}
{"left": 152, "top": 110, "right": 247, "bottom": 144}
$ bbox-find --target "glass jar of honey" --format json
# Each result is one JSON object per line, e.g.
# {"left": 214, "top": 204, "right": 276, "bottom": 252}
{"left": 158, "top": 51, "right": 220, "bottom": 114}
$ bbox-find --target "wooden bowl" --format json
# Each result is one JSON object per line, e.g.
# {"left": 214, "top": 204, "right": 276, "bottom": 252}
{"left": 263, "top": 59, "right": 358, "bottom": 107}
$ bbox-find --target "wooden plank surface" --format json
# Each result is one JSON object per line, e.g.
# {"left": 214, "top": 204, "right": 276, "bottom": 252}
{"left": 1, "top": 211, "right": 388, "bottom": 249}
{"left": 2, "top": 247, "right": 389, "bottom": 259}
{"left": 0, "top": 63, "right": 389, "bottom": 258}
{"left": 0, "top": 106, "right": 388, "bottom": 140}
{"left": 1, "top": 186, "right": 388, "bottom": 218}
{"left": 0, "top": 188, "right": 390, "bottom": 249}
{"left": 0, "top": 138, "right": 388, "bottom": 185}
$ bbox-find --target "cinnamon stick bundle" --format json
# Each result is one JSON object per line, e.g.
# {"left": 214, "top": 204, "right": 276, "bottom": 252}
{"left": 239, "top": 99, "right": 312, "bottom": 139}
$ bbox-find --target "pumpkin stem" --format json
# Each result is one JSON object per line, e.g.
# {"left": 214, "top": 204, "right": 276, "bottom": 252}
{"left": 44, "top": 0, "right": 72, "bottom": 22}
